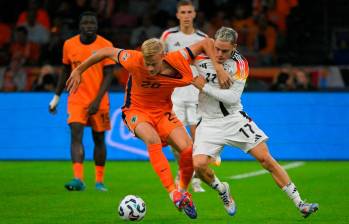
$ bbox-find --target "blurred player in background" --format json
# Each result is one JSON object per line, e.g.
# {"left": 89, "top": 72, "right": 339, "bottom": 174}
{"left": 49, "top": 11, "right": 115, "bottom": 192}
{"left": 66, "top": 37, "right": 231, "bottom": 219}
{"left": 160, "top": 0, "right": 207, "bottom": 193}
{"left": 191, "top": 27, "right": 319, "bottom": 217}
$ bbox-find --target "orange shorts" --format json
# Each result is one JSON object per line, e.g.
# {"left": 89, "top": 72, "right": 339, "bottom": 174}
{"left": 67, "top": 104, "right": 110, "bottom": 132}
{"left": 122, "top": 107, "right": 183, "bottom": 145}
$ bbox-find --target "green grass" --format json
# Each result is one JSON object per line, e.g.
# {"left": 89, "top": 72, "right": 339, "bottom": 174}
{"left": 0, "top": 161, "right": 348, "bottom": 224}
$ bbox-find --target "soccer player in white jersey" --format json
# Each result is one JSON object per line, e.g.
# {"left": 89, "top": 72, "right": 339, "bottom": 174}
{"left": 160, "top": 0, "right": 207, "bottom": 192}
{"left": 191, "top": 27, "right": 319, "bottom": 218}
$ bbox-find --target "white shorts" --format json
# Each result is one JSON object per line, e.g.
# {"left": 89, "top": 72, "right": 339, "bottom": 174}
{"left": 172, "top": 103, "right": 200, "bottom": 126}
{"left": 193, "top": 111, "right": 268, "bottom": 159}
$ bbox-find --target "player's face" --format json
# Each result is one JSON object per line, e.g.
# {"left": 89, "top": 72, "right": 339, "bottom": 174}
{"left": 214, "top": 40, "right": 236, "bottom": 64}
{"left": 144, "top": 53, "right": 164, "bottom": 75}
{"left": 176, "top": 5, "right": 196, "bottom": 28}
{"left": 79, "top": 15, "right": 98, "bottom": 37}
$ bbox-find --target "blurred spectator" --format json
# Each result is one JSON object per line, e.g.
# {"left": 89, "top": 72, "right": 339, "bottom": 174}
{"left": 0, "top": 18, "right": 11, "bottom": 48}
{"left": 111, "top": 1, "right": 137, "bottom": 28}
{"left": 130, "top": 15, "right": 161, "bottom": 48}
{"left": 270, "top": 63, "right": 293, "bottom": 91}
{"left": 250, "top": 14, "right": 277, "bottom": 66}
{"left": 17, "top": 0, "right": 51, "bottom": 29}
{"left": 10, "top": 26, "right": 41, "bottom": 65}
{"left": 292, "top": 68, "right": 313, "bottom": 90}
{"left": 231, "top": 5, "right": 257, "bottom": 50}
{"left": 32, "top": 64, "right": 57, "bottom": 91}
{"left": 21, "top": 9, "right": 50, "bottom": 45}
{"left": 203, "top": 10, "right": 229, "bottom": 37}
{"left": 0, "top": 58, "right": 27, "bottom": 92}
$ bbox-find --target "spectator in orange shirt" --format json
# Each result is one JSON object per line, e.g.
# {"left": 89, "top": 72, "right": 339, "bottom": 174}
{"left": 16, "top": 0, "right": 51, "bottom": 29}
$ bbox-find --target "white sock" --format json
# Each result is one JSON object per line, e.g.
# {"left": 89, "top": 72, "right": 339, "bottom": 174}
{"left": 210, "top": 175, "right": 225, "bottom": 194}
{"left": 282, "top": 182, "right": 303, "bottom": 208}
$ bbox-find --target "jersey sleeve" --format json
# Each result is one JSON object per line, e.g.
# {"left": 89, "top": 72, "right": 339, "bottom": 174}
{"left": 118, "top": 50, "right": 142, "bottom": 72}
{"left": 62, "top": 40, "right": 70, "bottom": 65}
{"left": 232, "top": 56, "right": 249, "bottom": 82}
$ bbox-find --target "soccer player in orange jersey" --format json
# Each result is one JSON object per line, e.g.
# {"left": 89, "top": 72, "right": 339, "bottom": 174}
{"left": 66, "top": 37, "right": 231, "bottom": 219}
{"left": 48, "top": 12, "right": 115, "bottom": 192}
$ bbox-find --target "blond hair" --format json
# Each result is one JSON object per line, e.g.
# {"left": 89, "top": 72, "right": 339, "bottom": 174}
{"left": 141, "top": 38, "right": 164, "bottom": 59}
{"left": 215, "top": 27, "right": 238, "bottom": 45}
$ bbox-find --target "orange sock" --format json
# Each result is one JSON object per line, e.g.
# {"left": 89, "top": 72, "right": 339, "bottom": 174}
{"left": 179, "top": 147, "right": 194, "bottom": 191}
{"left": 95, "top": 165, "right": 105, "bottom": 183}
{"left": 148, "top": 143, "right": 176, "bottom": 192}
{"left": 73, "top": 162, "right": 84, "bottom": 180}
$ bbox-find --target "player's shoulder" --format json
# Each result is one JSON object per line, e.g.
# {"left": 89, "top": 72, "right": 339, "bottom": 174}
{"left": 195, "top": 29, "right": 207, "bottom": 38}
{"left": 163, "top": 26, "right": 180, "bottom": 35}
{"left": 161, "top": 26, "right": 180, "bottom": 40}
{"left": 63, "top": 34, "right": 79, "bottom": 46}
{"left": 96, "top": 35, "right": 113, "bottom": 46}
{"left": 231, "top": 50, "right": 247, "bottom": 63}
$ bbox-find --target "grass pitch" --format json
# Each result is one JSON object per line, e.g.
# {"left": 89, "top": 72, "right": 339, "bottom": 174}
{"left": 0, "top": 161, "right": 348, "bottom": 224}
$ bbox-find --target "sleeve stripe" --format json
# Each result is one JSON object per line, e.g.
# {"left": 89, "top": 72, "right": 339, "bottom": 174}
{"left": 185, "top": 47, "right": 195, "bottom": 60}
{"left": 117, "top": 49, "right": 124, "bottom": 63}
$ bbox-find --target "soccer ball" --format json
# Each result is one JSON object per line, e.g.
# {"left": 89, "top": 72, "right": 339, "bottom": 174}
{"left": 118, "top": 195, "right": 146, "bottom": 221}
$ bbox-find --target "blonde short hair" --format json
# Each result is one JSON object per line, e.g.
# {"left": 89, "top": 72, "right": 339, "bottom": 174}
{"left": 141, "top": 38, "right": 164, "bottom": 59}
{"left": 215, "top": 27, "right": 238, "bottom": 45}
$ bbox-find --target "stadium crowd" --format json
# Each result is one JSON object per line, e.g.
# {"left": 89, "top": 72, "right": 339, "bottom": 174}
{"left": 0, "top": 0, "right": 348, "bottom": 91}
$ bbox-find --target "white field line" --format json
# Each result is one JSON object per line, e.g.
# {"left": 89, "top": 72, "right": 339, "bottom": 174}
{"left": 228, "top": 161, "right": 305, "bottom": 180}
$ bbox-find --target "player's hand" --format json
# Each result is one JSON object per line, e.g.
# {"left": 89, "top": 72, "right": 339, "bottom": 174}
{"left": 216, "top": 69, "right": 232, "bottom": 89}
{"left": 66, "top": 69, "right": 81, "bottom": 94}
{"left": 48, "top": 94, "right": 60, "bottom": 115}
{"left": 191, "top": 76, "right": 207, "bottom": 91}
{"left": 87, "top": 99, "right": 100, "bottom": 115}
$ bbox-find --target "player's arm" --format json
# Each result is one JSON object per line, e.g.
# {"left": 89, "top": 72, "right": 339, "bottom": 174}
{"left": 192, "top": 75, "right": 245, "bottom": 105}
{"left": 87, "top": 64, "right": 116, "bottom": 115}
{"left": 188, "top": 38, "right": 231, "bottom": 89}
{"left": 66, "top": 47, "right": 121, "bottom": 93}
{"left": 48, "top": 64, "right": 71, "bottom": 114}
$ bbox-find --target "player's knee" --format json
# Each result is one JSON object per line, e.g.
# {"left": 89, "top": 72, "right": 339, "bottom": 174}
{"left": 193, "top": 157, "right": 209, "bottom": 174}
{"left": 144, "top": 136, "right": 161, "bottom": 145}
{"left": 259, "top": 156, "right": 275, "bottom": 171}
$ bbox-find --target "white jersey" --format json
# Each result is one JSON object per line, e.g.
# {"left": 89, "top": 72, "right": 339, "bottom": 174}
{"left": 161, "top": 26, "right": 207, "bottom": 105}
{"left": 194, "top": 51, "right": 249, "bottom": 119}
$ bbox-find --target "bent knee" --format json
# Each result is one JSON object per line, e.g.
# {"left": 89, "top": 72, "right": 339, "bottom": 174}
{"left": 193, "top": 156, "right": 210, "bottom": 172}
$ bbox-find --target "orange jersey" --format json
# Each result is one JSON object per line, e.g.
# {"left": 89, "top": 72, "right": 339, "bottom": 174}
{"left": 118, "top": 48, "right": 194, "bottom": 111}
{"left": 63, "top": 35, "right": 115, "bottom": 109}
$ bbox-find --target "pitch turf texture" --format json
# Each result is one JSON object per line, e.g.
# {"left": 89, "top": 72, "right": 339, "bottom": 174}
{"left": 0, "top": 161, "right": 348, "bottom": 224}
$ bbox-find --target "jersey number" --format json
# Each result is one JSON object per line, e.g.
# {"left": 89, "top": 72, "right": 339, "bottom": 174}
{"left": 141, "top": 81, "right": 161, "bottom": 88}
{"left": 205, "top": 73, "right": 217, "bottom": 83}
{"left": 239, "top": 123, "right": 255, "bottom": 138}
{"left": 164, "top": 112, "right": 176, "bottom": 122}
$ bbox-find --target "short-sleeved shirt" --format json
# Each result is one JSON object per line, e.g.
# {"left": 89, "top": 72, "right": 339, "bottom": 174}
{"left": 118, "top": 48, "right": 194, "bottom": 111}
{"left": 63, "top": 35, "right": 115, "bottom": 109}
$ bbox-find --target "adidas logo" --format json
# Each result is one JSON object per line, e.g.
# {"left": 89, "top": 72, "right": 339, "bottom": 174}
{"left": 174, "top": 41, "right": 181, "bottom": 47}
{"left": 255, "top": 134, "right": 262, "bottom": 142}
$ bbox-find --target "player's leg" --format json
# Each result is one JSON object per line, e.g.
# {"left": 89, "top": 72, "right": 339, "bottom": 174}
{"left": 160, "top": 111, "right": 197, "bottom": 219}
{"left": 90, "top": 110, "right": 110, "bottom": 192}
{"left": 134, "top": 121, "right": 196, "bottom": 217}
{"left": 186, "top": 104, "right": 205, "bottom": 192}
{"left": 167, "top": 125, "right": 194, "bottom": 192}
{"left": 193, "top": 118, "right": 236, "bottom": 216}
{"left": 92, "top": 130, "right": 108, "bottom": 191}
{"left": 193, "top": 154, "right": 236, "bottom": 216}
{"left": 170, "top": 103, "right": 185, "bottom": 187}
{"left": 65, "top": 122, "right": 86, "bottom": 191}
{"left": 249, "top": 142, "right": 318, "bottom": 217}
{"left": 123, "top": 109, "right": 179, "bottom": 196}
